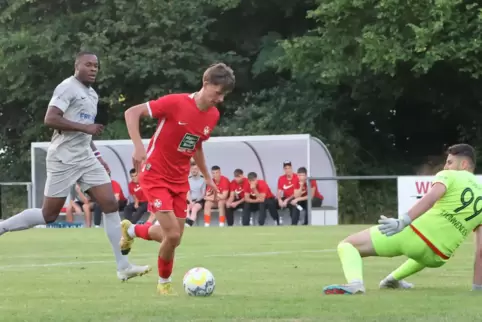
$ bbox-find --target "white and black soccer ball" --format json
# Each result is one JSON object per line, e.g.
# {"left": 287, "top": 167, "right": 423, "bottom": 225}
{"left": 183, "top": 267, "right": 215, "bottom": 296}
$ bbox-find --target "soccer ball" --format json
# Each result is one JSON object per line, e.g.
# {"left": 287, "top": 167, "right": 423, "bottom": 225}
{"left": 183, "top": 267, "right": 215, "bottom": 296}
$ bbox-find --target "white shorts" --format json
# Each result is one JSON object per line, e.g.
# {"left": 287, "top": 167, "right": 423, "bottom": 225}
{"left": 44, "top": 159, "right": 110, "bottom": 198}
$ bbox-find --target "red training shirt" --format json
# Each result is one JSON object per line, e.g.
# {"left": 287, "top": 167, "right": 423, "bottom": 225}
{"left": 277, "top": 174, "right": 299, "bottom": 198}
{"left": 206, "top": 175, "right": 230, "bottom": 195}
{"left": 143, "top": 93, "right": 220, "bottom": 183}
{"left": 244, "top": 179, "right": 274, "bottom": 199}
{"left": 230, "top": 178, "right": 247, "bottom": 200}
{"left": 128, "top": 181, "right": 148, "bottom": 202}
{"left": 112, "top": 180, "right": 127, "bottom": 202}
{"left": 297, "top": 180, "right": 324, "bottom": 200}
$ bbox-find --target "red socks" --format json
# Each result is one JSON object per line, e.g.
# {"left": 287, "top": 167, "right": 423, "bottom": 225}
{"left": 158, "top": 256, "right": 174, "bottom": 279}
{"left": 134, "top": 223, "right": 152, "bottom": 240}
{"left": 136, "top": 221, "right": 174, "bottom": 279}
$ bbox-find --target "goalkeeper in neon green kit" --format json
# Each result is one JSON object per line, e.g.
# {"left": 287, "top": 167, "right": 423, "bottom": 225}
{"left": 324, "top": 144, "right": 482, "bottom": 295}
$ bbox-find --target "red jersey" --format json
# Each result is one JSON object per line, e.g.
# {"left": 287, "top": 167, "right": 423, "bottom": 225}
{"left": 297, "top": 180, "right": 324, "bottom": 199}
{"left": 112, "top": 180, "right": 127, "bottom": 202}
{"left": 244, "top": 179, "right": 274, "bottom": 199}
{"left": 143, "top": 93, "right": 219, "bottom": 183}
{"left": 230, "top": 178, "right": 247, "bottom": 200}
{"left": 206, "top": 175, "right": 230, "bottom": 195}
{"left": 128, "top": 181, "right": 148, "bottom": 202}
{"left": 277, "top": 174, "right": 299, "bottom": 198}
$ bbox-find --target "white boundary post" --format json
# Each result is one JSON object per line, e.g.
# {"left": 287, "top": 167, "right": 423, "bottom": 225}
{"left": 30, "top": 143, "right": 37, "bottom": 208}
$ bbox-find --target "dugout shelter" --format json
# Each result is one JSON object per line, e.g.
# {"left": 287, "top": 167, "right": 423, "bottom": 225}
{"left": 31, "top": 134, "right": 338, "bottom": 225}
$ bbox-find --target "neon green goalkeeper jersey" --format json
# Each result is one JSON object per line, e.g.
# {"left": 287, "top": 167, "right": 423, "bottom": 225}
{"left": 411, "top": 170, "right": 482, "bottom": 257}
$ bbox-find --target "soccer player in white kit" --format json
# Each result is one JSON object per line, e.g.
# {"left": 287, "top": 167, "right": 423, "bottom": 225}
{"left": 0, "top": 52, "right": 151, "bottom": 281}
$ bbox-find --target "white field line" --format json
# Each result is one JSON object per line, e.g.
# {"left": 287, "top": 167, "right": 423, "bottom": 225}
{"left": 0, "top": 240, "right": 475, "bottom": 261}
{"left": 0, "top": 241, "right": 476, "bottom": 271}
{"left": 0, "top": 249, "right": 336, "bottom": 271}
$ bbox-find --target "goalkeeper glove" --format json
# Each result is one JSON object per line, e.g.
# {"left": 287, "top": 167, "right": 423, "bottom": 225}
{"left": 378, "top": 213, "right": 412, "bottom": 236}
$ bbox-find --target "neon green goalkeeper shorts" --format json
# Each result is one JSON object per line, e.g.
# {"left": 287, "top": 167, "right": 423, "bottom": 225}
{"left": 369, "top": 225, "right": 447, "bottom": 268}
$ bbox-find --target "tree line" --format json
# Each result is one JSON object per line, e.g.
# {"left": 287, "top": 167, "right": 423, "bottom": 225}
{"left": 1, "top": 0, "right": 481, "bottom": 222}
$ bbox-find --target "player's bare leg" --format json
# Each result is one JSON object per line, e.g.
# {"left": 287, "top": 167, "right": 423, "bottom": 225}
{"left": 120, "top": 211, "right": 159, "bottom": 254}
{"left": 217, "top": 199, "right": 226, "bottom": 227}
{"left": 146, "top": 212, "right": 157, "bottom": 224}
{"left": 186, "top": 203, "right": 202, "bottom": 227}
{"left": 88, "top": 183, "right": 151, "bottom": 281}
{"left": 154, "top": 210, "right": 183, "bottom": 295}
{"left": 66, "top": 201, "right": 80, "bottom": 223}
{"left": 0, "top": 196, "right": 65, "bottom": 236}
{"left": 82, "top": 202, "right": 93, "bottom": 227}
{"left": 203, "top": 200, "right": 214, "bottom": 227}
{"left": 323, "top": 229, "right": 375, "bottom": 295}
{"left": 379, "top": 259, "right": 420, "bottom": 289}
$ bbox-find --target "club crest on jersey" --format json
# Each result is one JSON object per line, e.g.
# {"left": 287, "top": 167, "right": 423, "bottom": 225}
{"left": 204, "top": 126, "right": 211, "bottom": 136}
{"left": 153, "top": 199, "right": 162, "bottom": 209}
{"left": 143, "top": 163, "right": 151, "bottom": 171}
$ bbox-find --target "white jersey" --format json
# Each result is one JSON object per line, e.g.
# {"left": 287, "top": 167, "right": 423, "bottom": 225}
{"left": 47, "top": 76, "right": 98, "bottom": 165}
{"left": 188, "top": 175, "right": 205, "bottom": 201}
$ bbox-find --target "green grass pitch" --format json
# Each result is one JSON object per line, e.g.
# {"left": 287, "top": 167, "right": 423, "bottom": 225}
{"left": 1, "top": 225, "right": 481, "bottom": 321}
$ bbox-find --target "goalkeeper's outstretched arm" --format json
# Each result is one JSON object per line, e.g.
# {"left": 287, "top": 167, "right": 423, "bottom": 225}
{"left": 472, "top": 225, "right": 482, "bottom": 290}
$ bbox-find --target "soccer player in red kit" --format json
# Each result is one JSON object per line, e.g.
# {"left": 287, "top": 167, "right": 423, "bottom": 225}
{"left": 203, "top": 165, "right": 230, "bottom": 226}
{"left": 120, "top": 63, "right": 235, "bottom": 295}
{"left": 277, "top": 160, "right": 299, "bottom": 225}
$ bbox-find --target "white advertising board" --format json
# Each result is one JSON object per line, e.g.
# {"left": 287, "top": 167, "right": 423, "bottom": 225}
{"left": 397, "top": 175, "right": 482, "bottom": 217}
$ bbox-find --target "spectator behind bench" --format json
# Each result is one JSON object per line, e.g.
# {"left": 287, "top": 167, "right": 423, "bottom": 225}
{"left": 226, "top": 168, "right": 246, "bottom": 226}
{"left": 124, "top": 168, "right": 149, "bottom": 224}
{"left": 204, "top": 165, "right": 230, "bottom": 227}
{"left": 243, "top": 172, "right": 279, "bottom": 226}
{"left": 93, "top": 172, "right": 127, "bottom": 227}
{"left": 277, "top": 160, "right": 299, "bottom": 225}
{"left": 186, "top": 163, "right": 206, "bottom": 227}
{"left": 291, "top": 167, "right": 324, "bottom": 225}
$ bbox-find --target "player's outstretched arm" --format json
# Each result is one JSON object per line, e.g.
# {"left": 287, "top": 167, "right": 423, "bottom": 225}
{"left": 379, "top": 183, "right": 447, "bottom": 236}
{"left": 90, "top": 140, "right": 110, "bottom": 172}
{"left": 193, "top": 146, "right": 212, "bottom": 182}
{"left": 407, "top": 182, "right": 447, "bottom": 221}
{"left": 124, "top": 103, "right": 150, "bottom": 146}
{"left": 472, "top": 225, "right": 482, "bottom": 290}
{"left": 193, "top": 146, "right": 218, "bottom": 197}
{"left": 125, "top": 104, "right": 150, "bottom": 172}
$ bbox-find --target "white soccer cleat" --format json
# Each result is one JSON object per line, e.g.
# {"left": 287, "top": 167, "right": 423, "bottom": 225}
{"left": 117, "top": 264, "right": 151, "bottom": 282}
{"left": 323, "top": 281, "right": 366, "bottom": 295}
{"left": 379, "top": 277, "right": 414, "bottom": 289}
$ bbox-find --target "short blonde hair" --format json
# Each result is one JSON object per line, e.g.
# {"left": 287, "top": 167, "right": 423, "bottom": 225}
{"left": 203, "top": 63, "right": 235, "bottom": 93}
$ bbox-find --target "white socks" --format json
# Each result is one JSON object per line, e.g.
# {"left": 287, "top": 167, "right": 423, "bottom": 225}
{"left": 103, "top": 211, "right": 130, "bottom": 270}
{"left": 159, "top": 277, "right": 172, "bottom": 284}
{"left": 0, "top": 208, "right": 132, "bottom": 272}
{"left": 0, "top": 208, "right": 45, "bottom": 235}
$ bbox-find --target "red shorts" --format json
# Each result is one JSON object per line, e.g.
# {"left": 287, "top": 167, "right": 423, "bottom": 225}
{"left": 139, "top": 172, "right": 189, "bottom": 219}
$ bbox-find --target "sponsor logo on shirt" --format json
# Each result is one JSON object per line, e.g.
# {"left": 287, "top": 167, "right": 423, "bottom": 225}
{"left": 79, "top": 112, "right": 94, "bottom": 121}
